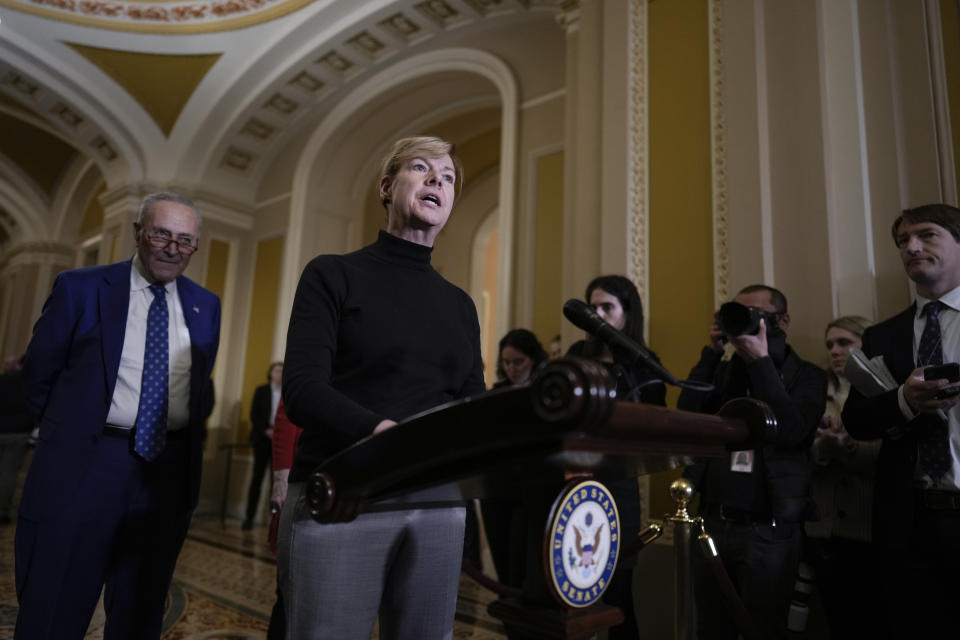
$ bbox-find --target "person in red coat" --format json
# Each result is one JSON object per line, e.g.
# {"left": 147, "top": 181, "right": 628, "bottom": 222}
{"left": 266, "top": 400, "right": 301, "bottom": 640}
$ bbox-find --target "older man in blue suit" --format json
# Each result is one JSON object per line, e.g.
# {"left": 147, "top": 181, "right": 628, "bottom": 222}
{"left": 14, "top": 192, "right": 221, "bottom": 639}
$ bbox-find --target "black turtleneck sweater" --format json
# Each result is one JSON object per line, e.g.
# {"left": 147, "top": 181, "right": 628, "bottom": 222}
{"left": 284, "top": 231, "right": 485, "bottom": 483}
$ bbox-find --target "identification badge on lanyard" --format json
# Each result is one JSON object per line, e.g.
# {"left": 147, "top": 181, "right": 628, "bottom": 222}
{"left": 731, "top": 450, "right": 754, "bottom": 473}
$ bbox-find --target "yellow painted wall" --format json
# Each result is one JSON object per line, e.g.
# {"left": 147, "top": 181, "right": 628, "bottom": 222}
{"left": 533, "top": 151, "right": 564, "bottom": 347}
{"left": 78, "top": 184, "right": 105, "bottom": 236}
{"left": 457, "top": 129, "right": 501, "bottom": 185}
{"left": 648, "top": 0, "right": 712, "bottom": 513}
{"left": 239, "top": 236, "right": 283, "bottom": 441}
{"left": 205, "top": 239, "right": 230, "bottom": 301}
{"left": 204, "top": 239, "right": 230, "bottom": 380}
{"left": 943, "top": 0, "right": 960, "bottom": 199}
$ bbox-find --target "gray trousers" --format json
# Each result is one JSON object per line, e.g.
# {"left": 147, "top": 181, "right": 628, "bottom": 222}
{"left": 278, "top": 483, "right": 465, "bottom": 640}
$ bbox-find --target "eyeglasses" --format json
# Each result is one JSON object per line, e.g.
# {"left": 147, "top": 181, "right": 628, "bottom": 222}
{"left": 142, "top": 227, "right": 198, "bottom": 255}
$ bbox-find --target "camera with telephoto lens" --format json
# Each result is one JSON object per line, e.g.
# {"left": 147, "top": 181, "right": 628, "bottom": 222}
{"left": 715, "top": 301, "right": 780, "bottom": 337}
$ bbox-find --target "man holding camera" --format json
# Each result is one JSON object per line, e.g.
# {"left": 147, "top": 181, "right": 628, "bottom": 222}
{"left": 678, "top": 284, "right": 825, "bottom": 639}
{"left": 842, "top": 203, "right": 960, "bottom": 636}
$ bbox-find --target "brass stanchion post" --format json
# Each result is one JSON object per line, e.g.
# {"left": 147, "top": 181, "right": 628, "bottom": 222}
{"left": 665, "top": 478, "right": 697, "bottom": 640}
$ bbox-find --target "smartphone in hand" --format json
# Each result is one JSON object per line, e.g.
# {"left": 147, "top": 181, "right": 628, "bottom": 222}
{"left": 925, "top": 363, "right": 960, "bottom": 398}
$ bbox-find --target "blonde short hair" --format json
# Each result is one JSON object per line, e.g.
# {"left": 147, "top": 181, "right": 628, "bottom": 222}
{"left": 377, "top": 136, "right": 464, "bottom": 208}
{"left": 825, "top": 315, "right": 873, "bottom": 339}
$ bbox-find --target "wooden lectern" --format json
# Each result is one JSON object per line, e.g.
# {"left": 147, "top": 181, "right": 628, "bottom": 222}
{"left": 307, "top": 358, "right": 775, "bottom": 639}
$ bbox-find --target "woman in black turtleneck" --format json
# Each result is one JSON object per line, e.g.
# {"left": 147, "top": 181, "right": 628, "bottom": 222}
{"left": 279, "top": 137, "right": 484, "bottom": 640}
{"left": 567, "top": 275, "right": 666, "bottom": 640}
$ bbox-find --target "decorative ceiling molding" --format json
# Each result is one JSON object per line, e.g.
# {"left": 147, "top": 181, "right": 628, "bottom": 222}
{"left": 554, "top": 0, "right": 579, "bottom": 33}
{"left": 0, "top": 241, "right": 74, "bottom": 272}
{"left": 627, "top": 0, "right": 648, "bottom": 307}
{"left": 239, "top": 117, "right": 274, "bottom": 140}
{"left": 192, "top": 191, "right": 255, "bottom": 229}
{"left": 0, "top": 0, "right": 318, "bottom": 34}
{"left": 99, "top": 182, "right": 254, "bottom": 229}
{"left": 50, "top": 102, "right": 84, "bottom": 128}
{"left": 264, "top": 92, "right": 298, "bottom": 115}
{"left": 90, "top": 135, "right": 119, "bottom": 161}
{"left": 414, "top": 0, "right": 471, "bottom": 28}
{"left": 346, "top": 31, "right": 388, "bottom": 60}
{"left": 288, "top": 71, "right": 324, "bottom": 95}
{"left": 709, "top": 0, "right": 729, "bottom": 306}
{"left": 0, "top": 64, "right": 130, "bottom": 178}
{"left": 0, "top": 157, "right": 53, "bottom": 239}
{"left": 221, "top": 146, "right": 253, "bottom": 171}
{"left": 379, "top": 12, "right": 425, "bottom": 41}
{"left": 207, "top": 0, "right": 565, "bottom": 186}
{"left": 0, "top": 208, "right": 18, "bottom": 236}
{"left": 463, "top": 0, "right": 511, "bottom": 17}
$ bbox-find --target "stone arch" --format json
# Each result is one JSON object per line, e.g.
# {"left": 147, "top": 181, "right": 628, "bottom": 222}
{"left": 275, "top": 47, "right": 519, "bottom": 355}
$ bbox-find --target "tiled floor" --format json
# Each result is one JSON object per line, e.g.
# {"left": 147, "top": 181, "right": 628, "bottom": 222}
{"left": 0, "top": 515, "right": 507, "bottom": 639}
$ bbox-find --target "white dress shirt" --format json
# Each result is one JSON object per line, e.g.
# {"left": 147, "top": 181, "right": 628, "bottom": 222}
{"left": 270, "top": 384, "right": 281, "bottom": 427}
{"left": 106, "top": 256, "right": 193, "bottom": 431}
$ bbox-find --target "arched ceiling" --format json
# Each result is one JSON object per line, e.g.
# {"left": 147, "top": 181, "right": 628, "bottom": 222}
{"left": 0, "top": 111, "right": 77, "bottom": 195}
{"left": 0, "top": 0, "right": 567, "bottom": 213}
{"left": 0, "top": 0, "right": 318, "bottom": 34}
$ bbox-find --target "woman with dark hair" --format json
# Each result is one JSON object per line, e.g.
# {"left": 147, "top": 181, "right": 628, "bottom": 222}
{"left": 494, "top": 328, "right": 549, "bottom": 389}
{"left": 567, "top": 274, "right": 666, "bottom": 404}
{"left": 567, "top": 274, "right": 666, "bottom": 639}
{"left": 476, "top": 328, "right": 549, "bottom": 600}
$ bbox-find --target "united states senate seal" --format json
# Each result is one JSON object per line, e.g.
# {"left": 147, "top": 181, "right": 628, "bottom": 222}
{"left": 546, "top": 479, "right": 620, "bottom": 608}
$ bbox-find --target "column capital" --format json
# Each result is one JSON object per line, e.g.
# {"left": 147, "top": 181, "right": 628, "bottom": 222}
{"left": 555, "top": 0, "right": 581, "bottom": 33}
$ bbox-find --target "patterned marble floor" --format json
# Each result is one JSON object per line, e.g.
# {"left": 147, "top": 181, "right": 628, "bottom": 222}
{"left": 0, "top": 514, "right": 507, "bottom": 639}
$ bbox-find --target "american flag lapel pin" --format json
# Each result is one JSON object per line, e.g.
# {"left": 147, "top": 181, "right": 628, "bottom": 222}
{"left": 193, "top": 306, "right": 200, "bottom": 313}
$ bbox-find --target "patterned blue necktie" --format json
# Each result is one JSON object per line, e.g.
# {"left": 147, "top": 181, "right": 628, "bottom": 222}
{"left": 134, "top": 284, "right": 169, "bottom": 461}
{"left": 918, "top": 300, "right": 952, "bottom": 482}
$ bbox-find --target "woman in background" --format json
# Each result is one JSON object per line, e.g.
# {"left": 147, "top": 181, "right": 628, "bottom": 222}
{"left": 494, "top": 328, "right": 549, "bottom": 389}
{"left": 479, "top": 329, "right": 549, "bottom": 599}
{"left": 567, "top": 274, "right": 666, "bottom": 639}
{"left": 567, "top": 275, "right": 666, "bottom": 405}
{"left": 804, "top": 315, "right": 880, "bottom": 638}
{"left": 266, "top": 400, "right": 302, "bottom": 640}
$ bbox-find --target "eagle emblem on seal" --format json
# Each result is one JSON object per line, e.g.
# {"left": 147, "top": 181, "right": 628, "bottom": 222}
{"left": 571, "top": 513, "right": 605, "bottom": 576}
{"left": 548, "top": 481, "right": 620, "bottom": 607}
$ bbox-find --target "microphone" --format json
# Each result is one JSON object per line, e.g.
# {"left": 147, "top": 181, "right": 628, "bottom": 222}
{"left": 562, "top": 298, "right": 680, "bottom": 386}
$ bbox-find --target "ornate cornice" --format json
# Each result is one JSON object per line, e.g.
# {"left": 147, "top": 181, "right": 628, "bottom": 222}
{"left": 99, "top": 184, "right": 254, "bottom": 230}
{"left": 0, "top": 241, "right": 73, "bottom": 271}
{"left": 709, "top": 0, "right": 729, "bottom": 306}
{"left": 555, "top": 0, "right": 580, "bottom": 33}
{"left": 0, "top": 0, "right": 315, "bottom": 34}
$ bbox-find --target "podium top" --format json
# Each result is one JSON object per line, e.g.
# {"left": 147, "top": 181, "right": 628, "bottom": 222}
{"left": 306, "top": 358, "right": 775, "bottom": 522}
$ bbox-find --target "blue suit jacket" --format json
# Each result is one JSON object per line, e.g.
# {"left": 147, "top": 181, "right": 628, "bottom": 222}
{"left": 20, "top": 260, "right": 220, "bottom": 521}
